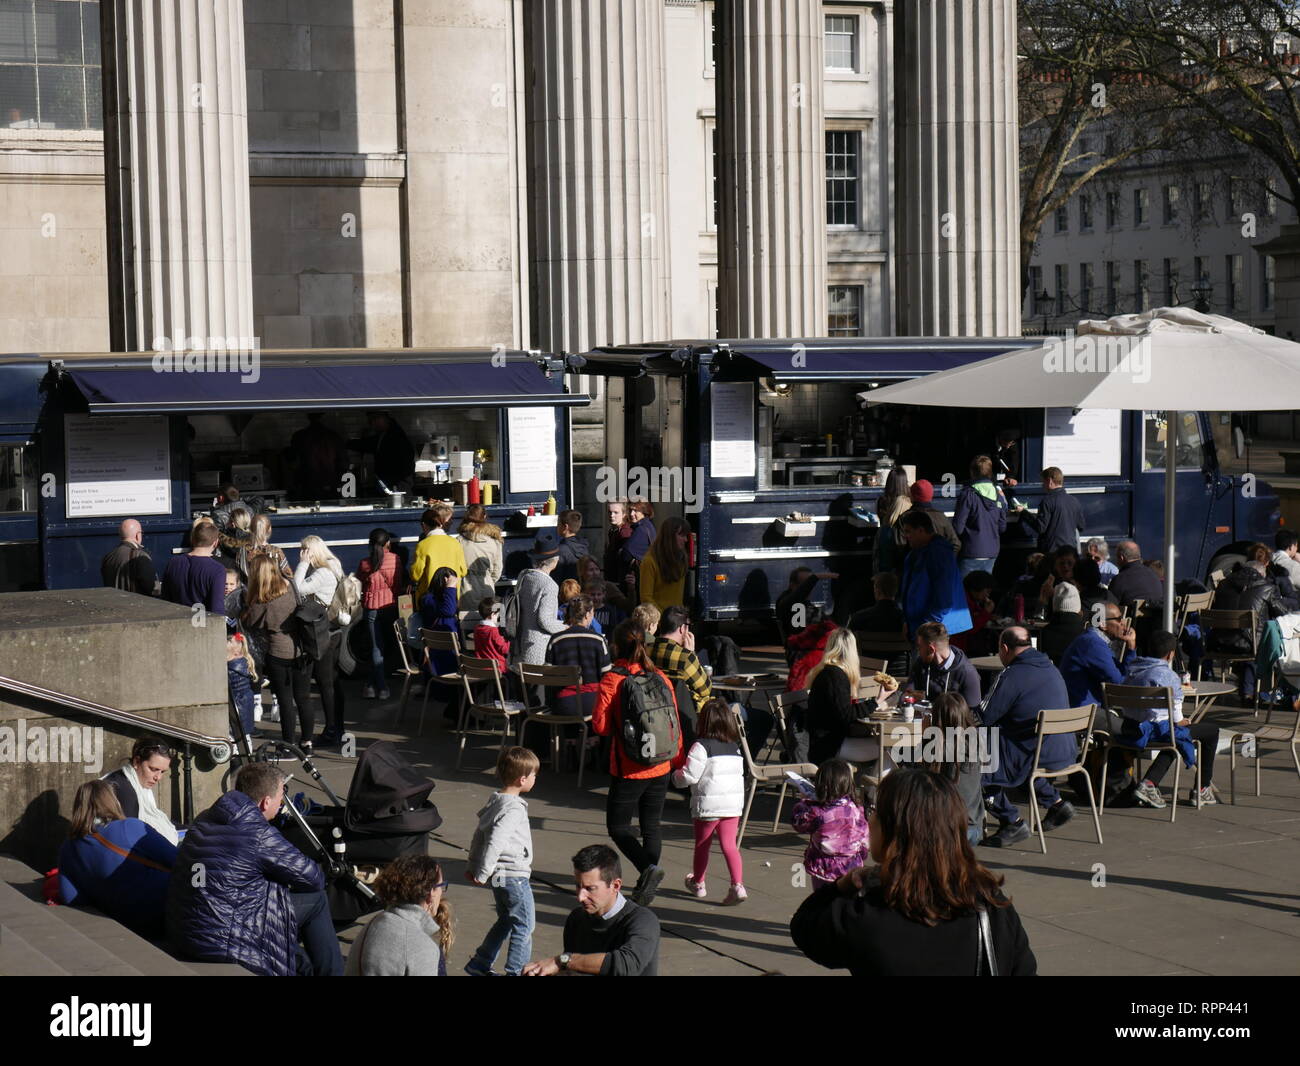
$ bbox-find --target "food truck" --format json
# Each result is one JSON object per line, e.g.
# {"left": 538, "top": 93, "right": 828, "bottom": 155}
{"left": 0, "top": 349, "right": 585, "bottom": 592}
{"left": 575, "top": 338, "right": 1280, "bottom": 621}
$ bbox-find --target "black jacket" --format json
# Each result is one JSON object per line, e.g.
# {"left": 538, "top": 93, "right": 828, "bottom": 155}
{"left": 791, "top": 875, "right": 1037, "bottom": 976}
{"left": 1210, "top": 565, "right": 1286, "bottom": 652}
{"left": 1107, "top": 561, "right": 1165, "bottom": 607}
{"left": 555, "top": 534, "right": 590, "bottom": 586}
{"left": 807, "top": 663, "right": 855, "bottom": 765}
{"left": 104, "top": 767, "right": 141, "bottom": 819}
{"left": 1019, "top": 488, "right": 1084, "bottom": 554}
{"left": 101, "top": 542, "right": 157, "bottom": 596}
{"left": 847, "top": 600, "right": 906, "bottom": 636}
{"left": 1039, "top": 611, "right": 1086, "bottom": 666}
{"left": 562, "top": 899, "right": 660, "bottom": 976}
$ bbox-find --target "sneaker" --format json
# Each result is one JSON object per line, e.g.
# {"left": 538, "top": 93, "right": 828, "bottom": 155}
{"left": 634, "top": 864, "right": 666, "bottom": 906}
{"left": 1191, "top": 785, "right": 1218, "bottom": 806}
{"left": 684, "top": 875, "right": 706, "bottom": 899}
{"left": 980, "top": 820, "right": 1031, "bottom": 848}
{"left": 377, "top": 688, "right": 391, "bottom": 700}
{"left": 1134, "top": 780, "right": 1167, "bottom": 809}
{"left": 1041, "top": 799, "right": 1076, "bottom": 831}
{"left": 722, "top": 884, "right": 748, "bottom": 906}
{"left": 362, "top": 684, "right": 376, "bottom": 699}
{"left": 463, "top": 961, "right": 499, "bottom": 977}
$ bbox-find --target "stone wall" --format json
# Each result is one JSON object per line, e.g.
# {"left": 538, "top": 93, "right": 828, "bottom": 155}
{"left": 0, "top": 589, "right": 227, "bottom": 871}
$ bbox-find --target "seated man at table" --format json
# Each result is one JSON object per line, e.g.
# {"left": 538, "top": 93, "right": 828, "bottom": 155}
{"left": 1059, "top": 603, "right": 1137, "bottom": 711}
{"left": 979, "top": 627, "right": 1077, "bottom": 847}
{"left": 905, "top": 622, "right": 981, "bottom": 709}
{"left": 899, "top": 512, "right": 972, "bottom": 641}
{"left": 846, "top": 572, "right": 904, "bottom": 635}
{"left": 1119, "top": 630, "right": 1221, "bottom": 808}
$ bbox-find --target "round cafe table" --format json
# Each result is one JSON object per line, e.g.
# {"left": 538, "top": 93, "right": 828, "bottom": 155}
{"left": 970, "top": 655, "right": 1005, "bottom": 674}
{"left": 710, "top": 672, "right": 787, "bottom": 712}
{"left": 1184, "top": 680, "right": 1238, "bottom": 723}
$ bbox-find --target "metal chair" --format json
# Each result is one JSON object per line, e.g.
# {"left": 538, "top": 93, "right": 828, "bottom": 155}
{"left": 764, "top": 688, "right": 808, "bottom": 764}
{"left": 516, "top": 663, "right": 591, "bottom": 788}
{"left": 1197, "top": 608, "right": 1259, "bottom": 709}
{"left": 1026, "top": 705, "right": 1103, "bottom": 853}
{"left": 1228, "top": 698, "right": 1300, "bottom": 799}
{"left": 1099, "top": 683, "right": 1202, "bottom": 822}
{"left": 390, "top": 619, "right": 424, "bottom": 722}
{"left": 1173, "top": 590, "right": 1214, "bottom": 641}
{"left": 455, "top": 654, "right": 526, "bottom": 771}
{"left": 418, "top": 628, "right": 463, "bottom": 733}
{"left": 734, "top": 706, "right": 817, "bottom": 845}
{"left": 859, "top": 719, "right": 923, "bottom": 790}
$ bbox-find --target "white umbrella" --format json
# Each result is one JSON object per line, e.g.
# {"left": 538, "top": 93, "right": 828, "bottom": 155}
{"left": 861, "top": 308, "right": 1300, "bottom": 630}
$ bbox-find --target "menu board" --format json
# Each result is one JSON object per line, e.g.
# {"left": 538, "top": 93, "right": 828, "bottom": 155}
{"left": 507, "top": 407, "right": 557, "bottom": 493}
{"left": 1042, "top": 407, "right": 1122, "bottom": 477}
{"left": 64, "top": 414, "right": 172, "bottom": 518}
{"left": 710, "top": 382, "right": 756, "bottom": 478}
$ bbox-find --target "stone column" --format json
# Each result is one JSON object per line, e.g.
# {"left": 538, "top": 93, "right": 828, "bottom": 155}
{"left": 894, "top": 0, "right": 1020, "bottom": 337}
{"left": 525, "top": 0, "right": 671, "bottom": 355}
{"left": 716, "top": 0, "right": 826, "bottom": 338}
{"left": 103, "top": 0, "right": 255, "bottom": 351}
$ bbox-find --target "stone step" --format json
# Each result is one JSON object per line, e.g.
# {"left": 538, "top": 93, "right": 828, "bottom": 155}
{"left": 0, "top": 924, "right": 72, "bottom": 976}
{"left": 0, "top": 879, "right": 144, "bottom": 976}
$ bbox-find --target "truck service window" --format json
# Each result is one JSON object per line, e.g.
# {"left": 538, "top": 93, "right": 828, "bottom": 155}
{"left": 1142, "top": 410, "right": 1204, "bottom": 473}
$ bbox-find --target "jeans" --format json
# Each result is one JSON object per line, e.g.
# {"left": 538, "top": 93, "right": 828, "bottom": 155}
{"left": 1146, "top": 721, "right": 1219, "bottom": 788}
{"left": 312, "top": 630, "right": 345, "bottom": 737}
{"left": 365, "top": 606, "right": 397, "bottom": 691}
{"left": 290, "top": 888, "right": 343, "bottom": 976}
{"left": 606, "top": 773, "right": 670, "bottom": 876}
{"left": 267, "top": 655, "right": 314, "bottom": 746}
{"left": 960, "top": 557, "right": 996, "bottom": 576}
{"left": 467, "top": 877, "right": 534, "bottom": 976}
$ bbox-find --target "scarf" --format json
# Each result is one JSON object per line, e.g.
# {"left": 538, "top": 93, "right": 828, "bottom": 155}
{"left": 109, "top": 762, "right": 180, "bottom": 845}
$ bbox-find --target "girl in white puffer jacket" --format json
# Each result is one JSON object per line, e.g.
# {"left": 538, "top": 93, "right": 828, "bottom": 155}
{"left": 672, "top": 698, "right": 747, "bottom": 905}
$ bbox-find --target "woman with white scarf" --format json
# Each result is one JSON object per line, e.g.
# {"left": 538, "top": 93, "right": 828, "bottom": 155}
{"left": 101, "top": 737, "right": 180, "bottom": 845}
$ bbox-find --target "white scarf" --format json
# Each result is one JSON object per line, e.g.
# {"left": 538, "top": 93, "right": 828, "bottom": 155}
{"left": 108, "top": 762, "right": 180, "bottom": 845}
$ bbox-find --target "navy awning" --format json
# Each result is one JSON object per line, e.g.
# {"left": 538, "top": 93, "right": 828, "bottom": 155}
{"left": 0, "top": 359, "right": 48, "bottom": 440}
{"left": 58, "top": 351, "right": 586, "bottom": 414}
{"left": 712, "top": 338, "right": 1043, "bottom": 382}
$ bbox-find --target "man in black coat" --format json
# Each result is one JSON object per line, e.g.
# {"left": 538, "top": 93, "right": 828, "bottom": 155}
{"left": 1210, "top": 559, "right": 1287, "bottom": 701}
{"left": 1107, "top": 540, "right": 1166, "bottom": 607}
{"left": 167, "top": 763, "right": 340, "bottom": 977}
{"left": 100, "top": 518, "right": 158, "bottom": 596}
{"left": 1015, "top": 466, "right": 1084, "bottom": 554}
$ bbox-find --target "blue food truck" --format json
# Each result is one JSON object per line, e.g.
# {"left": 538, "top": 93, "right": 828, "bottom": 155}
{"left": 574, "top": 338, "right": 1281, "bottom": 621}
{"left": 0, "top": 348, "right": 585, "bottom": 593}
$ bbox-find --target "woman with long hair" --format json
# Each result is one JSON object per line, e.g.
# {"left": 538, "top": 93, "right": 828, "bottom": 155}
{"left": 57, "top": 780, "right": 177, "bottom": 938}
{"left": 620, "top": 499, "right": 657, "bottom": 597}
{"left": 295, "top": 534, "right": 347, "bottom": 747}
{"left": 791, "top": 768, "right": 1037, "bottom": 976}
{"left": 248, "top": 513, "right": 293, "bottom": 580}
{"left": 457, "top": 503, "right": 504, "bottom": 609}
{"left": 346, "top": 854, "right": 453, "bottom": 976}
{"left": 356, "top": 527, "right": 403, "bottom": 700}
{"left": 805, "top": 628, "right": 862, "bottom": 765}
{"left": 874, "top": 468, "right": 912, "bottom": 575}
{"left": 218, "top": 505, "right": 254, "bottom": 577}
{"left": 591, "top": 619, "right": 686, "bottom": 907}
{"left": 243, "top": 554, "right": 315, "bottom": 749}
{"left": 639, "top": 515, "right": 691, "bottom": 611}
{"left": 420, "top": 565, "right": 461, "bottom": 679}
{"left": 916, "top": 692, "right": 984, "bottom": 844}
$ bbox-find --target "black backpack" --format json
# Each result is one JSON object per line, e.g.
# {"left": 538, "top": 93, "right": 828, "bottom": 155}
{"left": 613, "top": 666, "right": 680, "bottom": 768}
{"left": 294, "top": 597, "right": 332, "bottom": 662}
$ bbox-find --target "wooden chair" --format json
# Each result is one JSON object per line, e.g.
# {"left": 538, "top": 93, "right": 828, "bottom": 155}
{"left": 1026, "top": 705, "right": 1103, "bottom": 853}
{"left": 1208, "top": 568, "right": 1227, "bottom": 591}
{"left": 1197, "top": 608, "right": 1259, "bottom": 708}
{"left": 418, "top": 628, "right": 464, "bottom": 734}
{"left": 1099, "top": 684, "right": 1201, "bottom": 822}
{"left": 859, "top": 656, "right": 888, "bottom": 677}
{"left": 735, "top": 706, "right": 817, "bottom": 845}
{"left": 455, "top": 654, "right": 526, "bottom": 771}
{"left": 1228, "top": 699, "right": 1300, "bottom": 800}
{"left": 516, "top": 663, "right": 591, "bottom": 788}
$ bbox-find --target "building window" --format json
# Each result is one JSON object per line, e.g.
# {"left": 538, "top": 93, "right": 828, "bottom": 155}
{"left": 1054, "top": 264, "right": 1068, "bottom": 316}
{"left": 824, "top": 13, "right": 858, "bottom": 71}
{"left": 1134, "top": 187, "right": 1149, "bottom": 225}
{"left": 1162, "top": 185, "right": 1180, "bottom": 224}
{"left": 1226, "top": 254, "right": 1243, "bottom": 311}
{"left": 1263, "top": 254, "right": 1275, "bottom": 311}
{"left": 704, "top": 2, "right": 717, "bottom": 72}
{"left": 1106, "top": 190, "right": 1120, "bottom": 229}
{"left": 1079, "top": 263, "right": 1095, "bottom": 312}
{"left": 1055, "top": 203, "right": 1069, "bottom": 234}
{"left": 1105, "top": 262, "right": 1119, "bottom": 314}
{"left": 1229, "top": 176, "right": 1246, "bottom": 217}
{"left": 1193, "top": 256, "right": 1209, "bottom": 307}
{"left": 1194, "top": 181, "right": 1211, "bottom": 220}
{"left": 1028, "top": 265, "right": 1043, "bottom": 308}
{"left": 1164, "top": 258, "right": 1179, "bottom": 306}
{"left": 0, "top": 0, "right": 101, "bottom": 130}
{"left": 827, "top": 285, "right": 863, "bottom": 336}
{"left": 825, "top": 130, "right": 860, "bottom": 227}
{"left": 1135, "top": 259, "right": 1149, "bottom": 311}
{"left": 1079, "top": 193, "right": 1093, "bottom": 231}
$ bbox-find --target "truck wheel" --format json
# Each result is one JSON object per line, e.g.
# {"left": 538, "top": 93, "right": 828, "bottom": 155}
{"left": 1206, "top": 552, "right": 1245, "bottom": 586}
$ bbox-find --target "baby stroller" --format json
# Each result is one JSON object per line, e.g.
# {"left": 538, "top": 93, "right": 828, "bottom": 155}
{"left": 268, "top": 740, "right": 443, "bottom": 923}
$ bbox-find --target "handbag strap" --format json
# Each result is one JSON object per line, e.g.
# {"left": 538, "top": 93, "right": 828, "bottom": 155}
{"left": 91, "top": 831, "right": 172, "bottom": 873}
{"left": 976, "top": 907, "right": 999, "bottom": 976}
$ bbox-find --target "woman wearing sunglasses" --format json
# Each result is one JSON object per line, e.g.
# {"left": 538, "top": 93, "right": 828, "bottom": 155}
{"left": 346, "top": 855, "right": 454, "bottom": 976}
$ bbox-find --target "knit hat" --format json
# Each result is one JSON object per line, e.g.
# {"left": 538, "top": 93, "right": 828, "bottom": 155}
{"left": 529, "top": 529, "right": 560, "bottom": 564}
{"left": 910, "top": 479, "right": 934, "bottom": 503}
{"left": 1052, "top": 582, "right": 1081, "bottom": 614}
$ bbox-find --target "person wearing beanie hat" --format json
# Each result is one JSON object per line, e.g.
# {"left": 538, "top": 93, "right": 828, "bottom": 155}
{"left": 902, "top": 480, "right": 960, "bottom": 556}
{"left": 1039, "top": 579, "right": 1086, "bottom": 666}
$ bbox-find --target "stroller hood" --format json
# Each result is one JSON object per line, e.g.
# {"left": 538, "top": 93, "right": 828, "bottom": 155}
{"left": 344, "top": 740, "right": 443, "bottom": 835}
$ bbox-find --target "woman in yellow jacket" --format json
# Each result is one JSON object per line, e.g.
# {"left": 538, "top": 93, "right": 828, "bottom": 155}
{"left": 638, "top": 516, "right": 692, "bottom": 611}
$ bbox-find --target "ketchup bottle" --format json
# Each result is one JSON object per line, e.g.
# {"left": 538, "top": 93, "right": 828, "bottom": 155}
{"left": 1014, "top": 594, "right": 1025, "bottom": 623}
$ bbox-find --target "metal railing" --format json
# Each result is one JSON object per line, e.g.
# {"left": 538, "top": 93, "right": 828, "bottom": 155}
{"left": 0, "top": 673, "right": 232, "bottom": 823}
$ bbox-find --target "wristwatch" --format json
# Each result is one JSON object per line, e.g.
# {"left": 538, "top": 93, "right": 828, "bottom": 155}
{"left": 557, "top": 953, "right": 571, "bottom": 971}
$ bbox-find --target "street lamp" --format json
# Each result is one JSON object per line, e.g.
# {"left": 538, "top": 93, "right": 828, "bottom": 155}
{"left": 1034, "top": 288, "right": 1054, "bottom": 335}
{"left": 1192, "top": 274, "right": 1212, "bottom": 313}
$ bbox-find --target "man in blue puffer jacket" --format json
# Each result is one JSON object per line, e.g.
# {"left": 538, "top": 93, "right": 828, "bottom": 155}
{"left": 899, "top": 511, "right": 972, "bottom": 639}
{"left": 167, "top": 763, "right": 341, "bottom": 976}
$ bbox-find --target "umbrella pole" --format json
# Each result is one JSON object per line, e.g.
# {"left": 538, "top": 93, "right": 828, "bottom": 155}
{"left": 1163, "top": 410, "right": 1177, "bottom": 632}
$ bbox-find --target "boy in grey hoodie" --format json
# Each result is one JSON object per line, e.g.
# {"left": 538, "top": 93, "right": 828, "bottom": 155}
{"left": 464, "top": 746, "right": 539, "bottom": 975}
